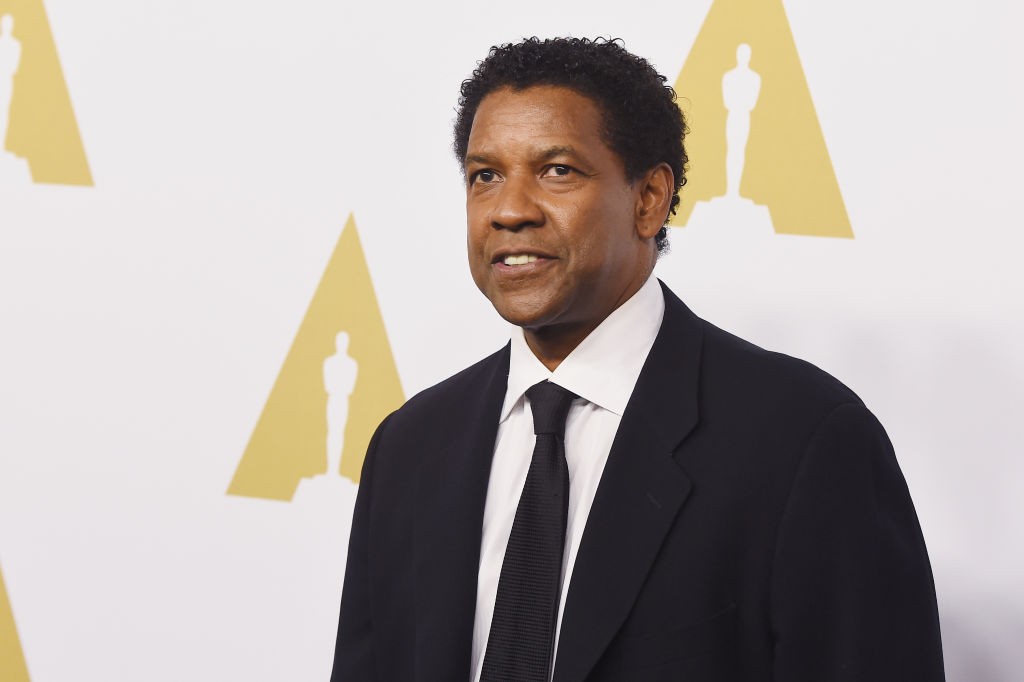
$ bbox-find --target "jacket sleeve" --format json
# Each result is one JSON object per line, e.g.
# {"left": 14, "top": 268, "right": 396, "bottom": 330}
{"left": 330, "top": 413, "right": 393, "bottom": 682}
{"left": 770, "top": 402, "right": 946, "bottom": 681}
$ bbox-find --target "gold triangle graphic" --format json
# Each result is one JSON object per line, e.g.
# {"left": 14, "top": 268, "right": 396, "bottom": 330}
{"left": 228, "top": 214, "right": 405, "bottom": 501}
{"left": 0, "top": 564, "right": 31, "bottom": 682}
{"left": 0, "top": 0, "right": 92, "bottom": 185}
{"left": 670, "top": 0, "right": 852, "bottom": 237}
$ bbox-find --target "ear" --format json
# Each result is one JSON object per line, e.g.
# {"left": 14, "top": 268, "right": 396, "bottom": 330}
{"left": 634, "top": 162, "right": 674, "bottom": 240}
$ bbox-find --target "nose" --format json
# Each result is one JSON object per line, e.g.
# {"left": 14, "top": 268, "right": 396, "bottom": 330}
{"left": 490, "top": 176, "right": 544, "bottom": 231}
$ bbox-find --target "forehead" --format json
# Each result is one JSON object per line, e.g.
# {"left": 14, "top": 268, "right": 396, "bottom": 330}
{"left": 465, "top": 85, "right": 611, "bottom": 160}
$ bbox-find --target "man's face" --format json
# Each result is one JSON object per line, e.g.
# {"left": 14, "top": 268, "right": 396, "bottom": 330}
{"left": 464, "top": 85, "right": 654, "bottom": 342}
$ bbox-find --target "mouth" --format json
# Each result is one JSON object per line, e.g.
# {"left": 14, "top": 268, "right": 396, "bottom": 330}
{"left": 500, "top": 253, "right": 541, "bottom": 266}
{"left": 491, "top": 249, "right": 557, "bottom": 267}
{"left": 490, "top": 251, "right": 557, "bottom": 279}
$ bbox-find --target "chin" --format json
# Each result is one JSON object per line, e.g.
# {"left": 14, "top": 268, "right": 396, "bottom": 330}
{"left": 491, "top": 305, "right": 542, "bottom": 328}
{"left": 488, "top": 295, "right": 556, "bottom": 329}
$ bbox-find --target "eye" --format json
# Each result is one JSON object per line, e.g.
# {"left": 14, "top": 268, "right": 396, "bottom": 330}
{"left": 470, "top": 169, "right": 500, "bottom": 185}
{"left": 543, "top": 164, "right": 575, "bottom": 178}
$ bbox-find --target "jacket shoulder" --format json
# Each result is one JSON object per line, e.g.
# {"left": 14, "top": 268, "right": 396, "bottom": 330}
{"left": 698, "top": 318, "right": 864, "bottom": 421}
{"left": 386, "top": 344, "right": 509, "bottom": 427}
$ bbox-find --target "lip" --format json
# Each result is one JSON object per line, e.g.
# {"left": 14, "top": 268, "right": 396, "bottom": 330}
{"left": 492, "top": 257, "right": 557, "bottom": 279}
{"left": 490, "top": 247, "right": 558, "bottom": 265}
{"left": 489, "top": 248, "right": 558, "bottom": 279}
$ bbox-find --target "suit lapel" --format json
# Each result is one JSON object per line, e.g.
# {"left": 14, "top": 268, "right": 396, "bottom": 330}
{"left": 554, "top": 284, "right": 704, "bottom": 682}
{"left": 413, "top": 347, "right": 509, "bottom": 681}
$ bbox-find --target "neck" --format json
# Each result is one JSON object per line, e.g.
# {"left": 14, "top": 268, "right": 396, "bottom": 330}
{"left": 522, "top": 271, "right": 655, "bottom": 371}
{"left": 522, "top": 322, "right": 597, "bottom": 372}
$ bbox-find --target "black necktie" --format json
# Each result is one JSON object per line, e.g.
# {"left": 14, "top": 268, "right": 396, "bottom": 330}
{"left": 481, "top": 380, "right": 577, "bottom": 682}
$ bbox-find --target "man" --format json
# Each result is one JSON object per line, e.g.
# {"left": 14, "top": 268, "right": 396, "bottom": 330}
{"left": 332, "top": 37, "right": 944, "bottom": 681}
{"left": 722, "top": 43, "right": 760, "bottom": 201}
{"left": 0, "top": 14, "right": 22, "bottom": 151}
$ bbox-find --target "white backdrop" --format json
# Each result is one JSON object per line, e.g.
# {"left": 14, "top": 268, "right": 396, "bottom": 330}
{"left": 1, "top": 0, "right": 1022, "bottom": 680}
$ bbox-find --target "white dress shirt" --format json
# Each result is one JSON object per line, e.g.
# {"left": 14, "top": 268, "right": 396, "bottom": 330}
{"left": 470, "top": 275, "right": 666, "bottom": 682}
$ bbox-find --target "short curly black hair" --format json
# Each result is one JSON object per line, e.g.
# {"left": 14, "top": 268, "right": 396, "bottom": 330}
{"left": 453, "top": 37, "right": 687, "bottom": 253}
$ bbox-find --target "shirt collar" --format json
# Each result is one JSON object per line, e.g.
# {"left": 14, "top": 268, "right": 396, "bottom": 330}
{"left": 500, "top": 275, "right": 666, "bottom": 422}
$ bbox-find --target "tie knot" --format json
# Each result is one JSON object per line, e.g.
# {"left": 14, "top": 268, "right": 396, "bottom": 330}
{"left": 525, "top": 381, "right": 577, "bottom": 437}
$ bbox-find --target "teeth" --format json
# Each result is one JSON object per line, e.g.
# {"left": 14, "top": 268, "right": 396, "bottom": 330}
{"left": 503, "top": 254, "right": 539, "bottom": 266}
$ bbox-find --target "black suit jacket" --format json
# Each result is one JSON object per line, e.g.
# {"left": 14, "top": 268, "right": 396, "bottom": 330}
{"left": 332, "top": 283, "right": 944, "bottom": 681}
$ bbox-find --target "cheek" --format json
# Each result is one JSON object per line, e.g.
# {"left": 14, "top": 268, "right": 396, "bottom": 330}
{"left": 466, "top": 228, "right": 493, "bottom": 291}
{"left": 564, "top": 203, "right": 629, "bottom": 267}
{"left": 466, "top": 215, "right": 488, "bottom": 257}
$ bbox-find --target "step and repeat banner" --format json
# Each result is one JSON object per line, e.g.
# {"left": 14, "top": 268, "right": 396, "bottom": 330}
{"left": 1, "top": 0, "right": 1021, "bottom": 679}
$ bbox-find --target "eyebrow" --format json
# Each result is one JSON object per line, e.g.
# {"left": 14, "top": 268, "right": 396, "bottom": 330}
{"left": 464, "top": 153, "right": 493, "bottom": 167}
{"left": 463, "top": 145, "right": 582, "bottom": 168}
{"left": 537, "top": 145, "right": 579, "bottom": 162}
